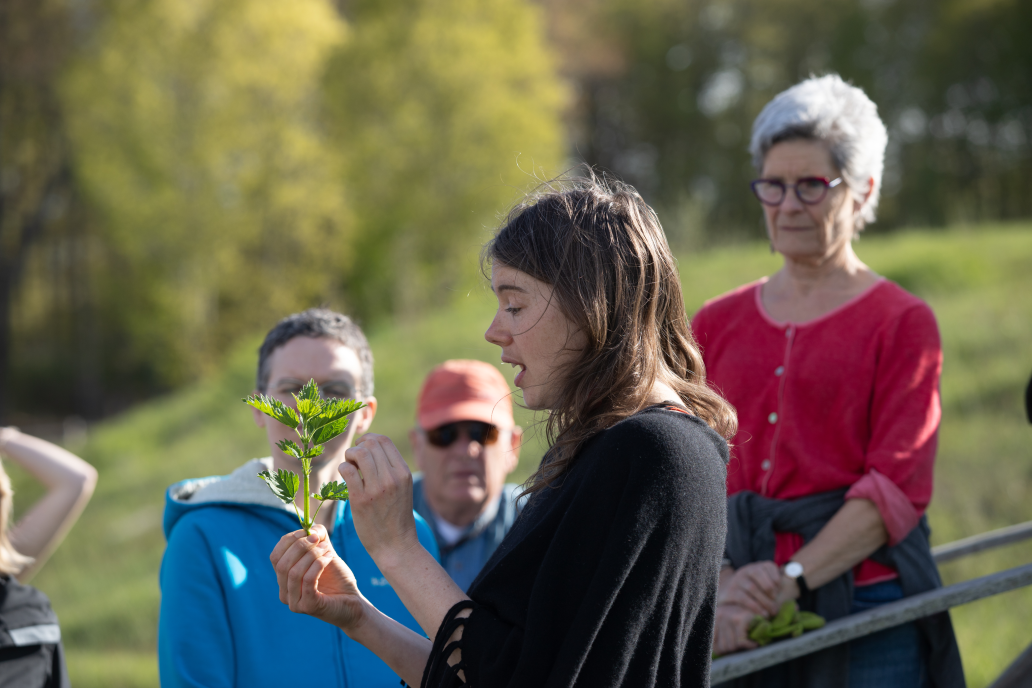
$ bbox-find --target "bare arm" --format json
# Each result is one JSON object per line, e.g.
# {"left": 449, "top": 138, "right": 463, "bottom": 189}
{"left": 777, "top": 498, "right": 888, "bottom": 600}
{"left": 339, "top": 434, "right": 470, "bottom": 637}
{"left": 273, "top": 434, "right": 469, "bottom": 682}
{"left": 716, "top": 498, "right": 888, "bottom": 653}
{"left": 0, "top": 427, "right": 98, "bottom": 581}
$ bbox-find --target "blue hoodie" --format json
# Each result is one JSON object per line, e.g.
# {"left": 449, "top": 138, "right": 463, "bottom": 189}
{"left": 159, "top": 458, "right": 439, "bottom": 688}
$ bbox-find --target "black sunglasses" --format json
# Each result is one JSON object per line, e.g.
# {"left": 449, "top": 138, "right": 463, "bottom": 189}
{"left": 425, "top": 421, "right": 500, "bottom": 448}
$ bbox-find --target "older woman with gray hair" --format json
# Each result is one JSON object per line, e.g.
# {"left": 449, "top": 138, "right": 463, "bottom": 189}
{"left": 692, "top": 74, "right": 963, "bottom": 687}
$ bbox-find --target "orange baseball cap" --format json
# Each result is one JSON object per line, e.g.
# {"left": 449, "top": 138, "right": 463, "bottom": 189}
{"left": 417, "top": 360, "right": 515, "bottom": 430}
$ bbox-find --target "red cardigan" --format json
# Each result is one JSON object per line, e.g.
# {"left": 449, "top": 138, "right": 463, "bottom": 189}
{"left": 692, "top": 278, "right": 942, "bottom": 584}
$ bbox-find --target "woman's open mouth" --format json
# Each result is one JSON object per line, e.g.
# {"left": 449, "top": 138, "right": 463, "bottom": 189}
{"left": 505, "top": 360, "right": 527, "bottom": 387}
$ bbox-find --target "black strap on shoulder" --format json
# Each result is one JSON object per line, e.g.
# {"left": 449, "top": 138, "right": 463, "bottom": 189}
{"left": 419, "top": 599, "right": 476, "bottom": 688}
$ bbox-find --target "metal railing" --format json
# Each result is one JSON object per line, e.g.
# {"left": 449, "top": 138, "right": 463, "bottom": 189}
{"left": 712, "top": 520, "right": 1032, "bottom": 684}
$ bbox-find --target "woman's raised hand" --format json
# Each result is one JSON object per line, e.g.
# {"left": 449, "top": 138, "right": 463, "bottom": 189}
{"left": 339, "top": 434, "right": 422, "bottom": 567}
{"left": 270, "top": 525, "right": 366, "bottom": 630}
{"left": 717, "top": 561, "right": 782, "bottom": 617}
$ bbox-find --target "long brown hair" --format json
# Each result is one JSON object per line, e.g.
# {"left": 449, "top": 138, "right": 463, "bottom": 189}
{"left": 485, "top": 171, "right": 736, "bottom": 497}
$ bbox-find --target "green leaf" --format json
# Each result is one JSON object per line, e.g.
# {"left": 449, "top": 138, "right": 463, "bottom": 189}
{"left": 257, "top": 469, "right": 300, "bottom": 504}
{"left": 798, "top": 612, "right": 826, "bottom": 630}
{"left": 276, "top": 439, "right": 304, "bottom": 458}
{"left": 302, "top": 444, "right": 325, "bottom": 460}
{"left": 289, "top": 379, "right": 325, "bottom": 425}
{"left": 311, "top": 416, "right": 351, "bottom": 445}
{"left": 294, "top": 396, "right": 323, "bottom": 423}
{"left": 299, "top": 379, "right": 321, "bottom": 401}
{"left": 307, "top": 399, "right": 366, "bottom": 431}
{"left": 242, "top": 393, "right": 299, "bottom": 429}
{"left": 313, "top": 480, "right": 349, "bottom": 501}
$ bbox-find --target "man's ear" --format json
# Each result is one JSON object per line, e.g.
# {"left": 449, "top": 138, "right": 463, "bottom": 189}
{"left": 353, "top": 397, "right": 377, "bottom": 434}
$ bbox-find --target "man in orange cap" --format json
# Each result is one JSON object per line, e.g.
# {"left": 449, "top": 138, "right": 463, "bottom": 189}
{"left": 410, "top": 359, "right": 523, "bottom": 591}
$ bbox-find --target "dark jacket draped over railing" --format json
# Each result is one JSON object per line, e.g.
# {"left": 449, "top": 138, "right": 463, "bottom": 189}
{"left": 719, "top": 489, "right": 964, "bottom": 688}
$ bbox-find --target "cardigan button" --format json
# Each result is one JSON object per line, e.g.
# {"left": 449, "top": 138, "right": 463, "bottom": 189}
{"left": 761, "top": 460, "right": 772, "bottom": 470}
{"left": 768, "top": 412, "right": 778, "bottom": 423}
{"left": 775, "top": 366, "right": 784, "bottom": 376}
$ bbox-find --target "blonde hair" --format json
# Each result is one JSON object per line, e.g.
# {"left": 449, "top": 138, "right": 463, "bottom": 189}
{"left": 0, "top": 460, "right": 34, "bottom": 576}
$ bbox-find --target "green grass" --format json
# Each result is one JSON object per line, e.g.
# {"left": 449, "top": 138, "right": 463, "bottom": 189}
{"left": 8, "top": 222, "right": 1032, "bottom": 687}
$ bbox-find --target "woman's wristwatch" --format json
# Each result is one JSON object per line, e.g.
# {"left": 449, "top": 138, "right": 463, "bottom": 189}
{"left": 783, "top": 561, "right": 810, "bottom": 596}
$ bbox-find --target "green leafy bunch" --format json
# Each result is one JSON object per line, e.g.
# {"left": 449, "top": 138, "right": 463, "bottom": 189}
{"left": 713, "top": 601, "right": 826, "bottom": 660}
{"left": 244, "top": 379, "right": 364, "bottom": 534}
{"left": 747, "top": 601, "right": 825, "bottom": 647}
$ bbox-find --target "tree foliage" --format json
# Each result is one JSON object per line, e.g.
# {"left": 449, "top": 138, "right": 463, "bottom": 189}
{"left": 4, "top": 0, "right": 1029, "bottom": 419}
{"left": 0, "top": 0, "right": 75, "bottom": 421}
{"left": 323, "top": 0, "right": 566, "bottom": 320}
{"left": 557, "top": 0, "right": 1032, "bottom": 244}
{"left": 9, "top": 0, "right": 566, "bottom": 412}
{"left": 62, "top": 0, "right": 350, "bottom": 388}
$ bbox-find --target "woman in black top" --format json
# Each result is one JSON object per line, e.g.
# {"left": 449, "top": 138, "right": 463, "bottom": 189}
{"left": 271, "top": 174, "right": 737, "bottom": 687}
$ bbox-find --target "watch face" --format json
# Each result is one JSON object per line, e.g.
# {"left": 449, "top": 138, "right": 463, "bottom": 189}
{"left": 785, "top": 562, "right": 804, "bottom": 578}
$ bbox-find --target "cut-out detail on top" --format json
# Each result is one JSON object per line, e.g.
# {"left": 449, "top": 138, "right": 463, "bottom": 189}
{"left": 420, "top": 599, "right": 475, "bottom": 688}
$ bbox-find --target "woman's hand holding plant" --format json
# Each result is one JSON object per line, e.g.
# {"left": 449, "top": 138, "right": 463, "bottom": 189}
{"left": 714, "top": 561, "right": 782, "bottom": 655}
{"left": 269, "top": 413, "right": 468, "bottom": 683}
{"left": 271, "top": 525, "right": 367, "bottom": 632}
{"left": 714, "top": 563, "right": 825, "bottom": 656}
{"left": 713, "top": 604, "right": 760, "bottom": 656}
{"left": 718, "top": 561, "right": 783, "bottom": 616}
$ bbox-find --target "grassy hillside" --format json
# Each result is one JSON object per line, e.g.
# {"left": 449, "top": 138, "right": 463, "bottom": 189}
{"left": 8, "top": 223, "right": 1032, "bottom": 687}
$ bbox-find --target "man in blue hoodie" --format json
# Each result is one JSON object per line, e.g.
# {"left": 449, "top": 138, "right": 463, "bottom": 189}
{"left": 159, "top": 309, "right": 439, "bottom": 688}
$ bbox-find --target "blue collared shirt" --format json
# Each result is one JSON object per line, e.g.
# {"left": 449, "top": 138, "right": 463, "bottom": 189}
{"left": 412, "top": 474, "right": 523, "bottom": 592}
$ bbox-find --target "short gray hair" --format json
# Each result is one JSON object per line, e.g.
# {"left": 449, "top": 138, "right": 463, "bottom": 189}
{"left": 749, "top": 74, "right": 888, "bottom": 227}
{"left": 256, "top": 308, "right": 374, "bottom": 396}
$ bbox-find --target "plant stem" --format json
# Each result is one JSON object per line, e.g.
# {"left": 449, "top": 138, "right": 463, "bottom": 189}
{"left": 303, "top": 469, "right": 311, "bottom": 534}
{"left": 299, "top": 428, "right": 312, "bottom": 534}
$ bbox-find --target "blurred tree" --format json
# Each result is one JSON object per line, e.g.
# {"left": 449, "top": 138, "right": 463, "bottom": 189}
{"left": 556, "top": 0, "right": 1032, "bottom": 242}
{"left": 0, "top": 0, "right": 75, "bottom": 421}
{"left": 324, "top": 0, "right": 567, "bottom": 321}
{"left": 4, "top": 0, "right": 567, "bottom": 418}
{"left": 892, "top": 0, "right": 1032, "bottom": 226}
{"left": 62, "top": 0, "right": 349, "bottom": 390}
{"left": 18, "top": 0, "right": 1027, "bottom": 420}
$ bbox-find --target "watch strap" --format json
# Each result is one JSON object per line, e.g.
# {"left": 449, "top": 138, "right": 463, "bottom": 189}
{"left": 784, "top": 561, "right": 810, "bottom": 596}
{"left": 795, "top": 573, "right": 810, "bottom": 596}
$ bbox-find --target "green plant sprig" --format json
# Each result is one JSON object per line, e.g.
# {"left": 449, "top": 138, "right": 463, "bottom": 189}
{"left": 747, "top": 601, "right": 825, "bottom": 647}
{"left": 244, "top": 379, "right": 364, "bottom": 535}
{"left": 712, "top": 601, "right": 826, "bottom": 660}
